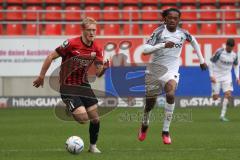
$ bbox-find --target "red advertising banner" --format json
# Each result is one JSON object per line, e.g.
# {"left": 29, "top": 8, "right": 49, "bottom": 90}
{"left": 96, "top": 37, "right": 240, "bottom": 66}
{"left": 0, "top": 37, "right": 239, "bottom": 76}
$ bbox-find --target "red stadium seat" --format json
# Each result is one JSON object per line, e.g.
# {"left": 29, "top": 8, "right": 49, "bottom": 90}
{"left": 219, "top": 0, "right": 236, "bottom": 3}
{"left": 122, "top": 6, "right": 140, "bottom": 20}
{"left": 65, "top": 24, "right": 81, "bottom": 35}
{"left": 103, "top": 0, "right": 120, "bottom": 4}
{"left": 84, "top": 6, "right": 101, "bottom": 20}
{"left": 63, "top": 0, "right": 80, "bottom": 4}
{"left": 45, "top": 0, "right": 62, "bottom": 3}
{"left": 83, "top": 0, "right": 100, "bottom": 4}
{"left": 6, "top": 24, "right": 23, "bottom": 35}
{"left": 142, "top": 6, "right": 159, "bottom": 20}
{"left": 222, "top": 23, "right": 237, "bottom": 35}
{"left": 182, "top": 23, "right": 197, "bottom": 35}
{"left": 65, "top": 6, "right": 81, "bottom": 20}
{"left": 220, "top": 5, "right": 237, "bottom": 20}
{"left": 44, "top": 24, "right": 62, "bottom": 35}
{"left": 0, "top": 6, "right": 3, "bottom": 20}
{"left": 199, "top": 0, "right": 216, "bottom": 3}
{"left": 179, "top": 0, "right": 196, "bottom": 3}
{"left": 103, "top": 6, "right": 120, "bottom": 20}
{"left": 6, "top": 6, "right": 23, "bottom": 20}
{"left": 200, "top": 23, "right": 217, "bottom": 35}
{"left": 6, "top": 0, "right": 23, "bottom": 3}
{"left": 103, "top": 24, "right": 120, "bottom": 35}
{"left": 122, "top": 24, "right": 140, "bottom": 35}
{"left": 142, "top": 24, "right": 158, "bottom": 35}
{"left": 122, "top": 0, "right": 138, "bottom": 4}
{"left": 0, "top": 24, "right": 3, "bottom": 35}
{"left": 181, "top": 5, "right": 197, "bottom": 20}
{"left": 25, "top": 6, "right": 42, "bottom": 20}
{"left": 141, "top": 0, "right": 158, "bottom": 4}
{"left": 25, "top": 0, "right": 42, "bottom": 3}
{"left": 199, "top": 5, "right": 217, "bottom": 20}
{"left": 44, "top": 6, "right": 62, "bottom": 21}
{"left": 25, "top": 24, "right": 42, "bottom": 35}
{"left": 161, "top": 5, "right": 178, "bottom": 11}
{"left": 160, "top": 0, "right": 178, "bottom": 4}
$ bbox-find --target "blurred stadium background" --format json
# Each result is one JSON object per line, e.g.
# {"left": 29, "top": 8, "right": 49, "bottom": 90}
{"left": 0, "top": 0, "right": 239, "bottom": 107}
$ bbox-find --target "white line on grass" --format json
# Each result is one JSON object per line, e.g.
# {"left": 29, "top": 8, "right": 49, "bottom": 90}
{"left": 0, "top": 149, "right": 65, "bottom": 152}
{"left": 0, "top": 148, "right": 238, "bottom": 152}
{"left": 110, "top": 148, "right": 239, "bottom": 152}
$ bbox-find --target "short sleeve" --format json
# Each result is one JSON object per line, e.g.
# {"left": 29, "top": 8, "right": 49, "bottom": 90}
{"left": 146, "top": 32, "right": 159, "bottom": 46}
{"left": 95, "top": 48, "right": 103, "bottom": 65}
{"left": 55, "top": 39, "right": 72, "bottom": 57}
{"left": 210, "top": 48, "right": 223, "bottom": 63}
{"left": 145, "top": 25, "right": 164, "bottom": 46}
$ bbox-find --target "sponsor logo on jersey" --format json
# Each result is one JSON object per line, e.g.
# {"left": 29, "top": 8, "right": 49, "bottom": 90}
{"left": 72, "top": 57, "right": 93, "bottom": 66}
{"left": 174, "top": 43, "right": 183, "bottom": 48}
{"left": 62, "top": 40, "right": 69, "bottom": 48}
{"left": 220, "top": 59, "right": 233, "bottom": 66}
{"left": 90, "top": 52, "right": 96, "bottom": 58}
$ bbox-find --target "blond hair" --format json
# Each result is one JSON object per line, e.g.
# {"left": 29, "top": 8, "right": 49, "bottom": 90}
{"left": 81, "top": 17, "right": 97, "bottom": 29}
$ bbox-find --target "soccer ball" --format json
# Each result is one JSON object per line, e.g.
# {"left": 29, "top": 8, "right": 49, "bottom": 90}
{"left": 65, "top": 136, "right": 84, "bottom": 154}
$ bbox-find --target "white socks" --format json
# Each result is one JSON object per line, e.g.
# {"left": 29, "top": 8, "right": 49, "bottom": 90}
{"left": 163, "top": 102, "right": 175, "bottom": 132}
{"left": 220, "top": 98, "right": 228, "bottom": 118}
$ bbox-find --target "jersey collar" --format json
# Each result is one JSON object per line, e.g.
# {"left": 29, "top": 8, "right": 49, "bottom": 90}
{"left": 80, "top": 36, "right": 93, "bottom": 48}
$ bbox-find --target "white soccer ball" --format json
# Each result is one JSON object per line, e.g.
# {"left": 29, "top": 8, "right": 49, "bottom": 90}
{"left": 65, "top": 136, "right": 84, "bottom": 154}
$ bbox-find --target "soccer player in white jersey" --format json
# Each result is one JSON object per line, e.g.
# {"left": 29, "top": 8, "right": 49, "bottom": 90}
{"left": 138, "top": 8, "right": 208, "bottom": 144}
{"left": 209, "top": 38, "right": 240, "bottom": 122}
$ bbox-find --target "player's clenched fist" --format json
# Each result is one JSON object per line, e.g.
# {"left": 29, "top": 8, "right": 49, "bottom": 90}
{"left": 33, "top": 76, "right": 44, "bottom": 88}
{"left": 200, "top": 63, "right": 208, "bottom": 71}
{"left": 103, "top": 59, "right": 110, "bottom": 69}
{"left": 210, "top": 77, "right": 216, "bottom": 83}
{"left": 164, "top": 41, "right": 175, "bottom": 48}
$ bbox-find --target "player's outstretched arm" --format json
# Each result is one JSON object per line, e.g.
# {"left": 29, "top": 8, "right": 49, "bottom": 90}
{"left": 95, "top": 60, "right": 109, "bottom": 78}
{"left": 33, "top": 51, "right": 60, "bottom": 88}
{"left": 190, "top": 36, "right": 207, "bottom": 70}
{"left": 143, "top": 41, "right": 174, "bottom": 55}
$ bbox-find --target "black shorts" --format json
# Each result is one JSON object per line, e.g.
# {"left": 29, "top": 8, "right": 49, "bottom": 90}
{"left": 60, "top": 83, "right": 98, "bottom": 112}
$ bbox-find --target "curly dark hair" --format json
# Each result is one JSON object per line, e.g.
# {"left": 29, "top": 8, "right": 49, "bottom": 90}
{"left": 162, "top": 8, "right": 181, "bottom": 18}
{"left": 226, "top": 38, "right": 235, "bottom": 47}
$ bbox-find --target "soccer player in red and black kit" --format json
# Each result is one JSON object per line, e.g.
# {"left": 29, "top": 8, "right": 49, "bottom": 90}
{"left": 33, "top": 17, "right": 108, "bottom": 153}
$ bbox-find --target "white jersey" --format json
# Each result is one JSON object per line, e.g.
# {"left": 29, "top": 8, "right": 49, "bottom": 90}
{"left": 146, "top": 24, "right": 193, "bottom": 74}
{"left": 210, "top": 48, "right": 238, "bottom": 82}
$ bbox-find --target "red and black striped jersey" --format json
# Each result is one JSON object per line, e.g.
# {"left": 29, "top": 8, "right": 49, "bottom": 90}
{"left": 55, "top": 36, "right": 103, "bottom": 86}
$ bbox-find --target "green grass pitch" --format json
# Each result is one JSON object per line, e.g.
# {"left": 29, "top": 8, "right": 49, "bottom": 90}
{"left": 0, "top": 107, "right": 240, "bottom": 160}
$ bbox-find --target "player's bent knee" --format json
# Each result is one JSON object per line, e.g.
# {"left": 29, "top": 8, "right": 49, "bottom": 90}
{"left": 90, "top": 118, "right": 100, "bottom": 124}
{"left": 224, "top": 91, "right": 232, "bottom": 99}
{"left": 73, "top": 115, "right": 89, "bottom": 124}
{"left": 212, "top": 95, "right": 219, "bottom": 101}
{"left": 145, "top": 97, "right": 157, "bottom": 110}
{"left": 166, "top": 93, "right": 175, "bottom": 104}
{"left": 72, "top": 106, "right": 89, "bottom": 124}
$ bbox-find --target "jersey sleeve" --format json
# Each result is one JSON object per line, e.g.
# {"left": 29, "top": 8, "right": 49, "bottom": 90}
{"left": 183, "top": 30, "right": 193, "bottom": 42}
{"left": 145, "top": 25, "right": 164, "bottom": 46}
{"left": 55, "top": 39, "right": 72, "bottom": 57}
{"left": 210, "top": 48, "right": 223, "bottom": 63}
{"left": 234, "top": 55, "right": 238, "bottom": 65}
{"left": 95, "top": 48, "right": 104, "bottom": 65}
{"left": 146, "top": 32, "right": 159, "bottom": 46}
